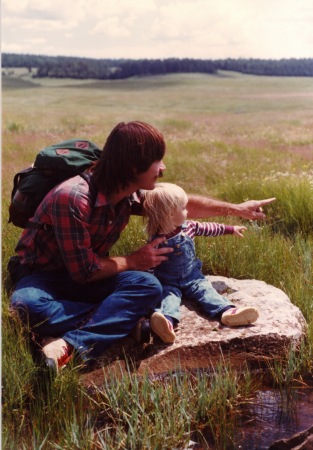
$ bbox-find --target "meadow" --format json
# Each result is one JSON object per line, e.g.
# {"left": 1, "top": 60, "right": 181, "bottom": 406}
{"left": 2, "top": 71, "right": 313, "bottom": 449}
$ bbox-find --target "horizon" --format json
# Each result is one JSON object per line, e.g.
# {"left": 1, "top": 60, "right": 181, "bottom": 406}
{"left": 3, "top": 52, "right": 312, "bottom": 62}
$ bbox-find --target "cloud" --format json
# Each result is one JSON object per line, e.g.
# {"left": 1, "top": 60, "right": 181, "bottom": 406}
{"left": 2, "top": 0, "right": 313, "bottom": 59}
{"left": 91, "top": 17, "right": 133, "bottom": 38}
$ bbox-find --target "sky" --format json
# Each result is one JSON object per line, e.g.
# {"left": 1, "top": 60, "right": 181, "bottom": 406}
{"left": 2, "top": 0, "right": 313, "bottom": 60}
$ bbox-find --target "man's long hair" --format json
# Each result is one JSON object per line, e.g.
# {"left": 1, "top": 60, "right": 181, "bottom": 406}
{"left": 91, "top": 121, "right": 166, "bottom": 194}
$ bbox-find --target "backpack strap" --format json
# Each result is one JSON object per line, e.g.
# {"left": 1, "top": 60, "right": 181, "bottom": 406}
{"left": 25, "top": 172, "right": 98, "bottom": 230}
{"left": 79, "top": 171, "right": 98, "bottom": 205}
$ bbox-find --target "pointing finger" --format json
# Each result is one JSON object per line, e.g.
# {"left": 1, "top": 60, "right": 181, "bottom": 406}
{"left": 259, "top": 197, "right": 276, "bottom": 206}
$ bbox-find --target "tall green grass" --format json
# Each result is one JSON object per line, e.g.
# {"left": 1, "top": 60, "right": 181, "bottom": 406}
{"left": 2, "top": 73, "right": 313, "bottom": 449}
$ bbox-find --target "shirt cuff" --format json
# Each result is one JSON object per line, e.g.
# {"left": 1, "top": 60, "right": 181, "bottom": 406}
{"left": 224, "top": 225, "right": 234, "bottom": 234}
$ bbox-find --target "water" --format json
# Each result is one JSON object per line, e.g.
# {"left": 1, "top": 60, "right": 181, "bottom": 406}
{"left": 190, "top": 386, "right": 313, "bottom": 449}
{"left": 230, "top": 387, "right": 313, "bottom": 449}
{"left": 152, "top": 370, "right": 313, "bottom": 449}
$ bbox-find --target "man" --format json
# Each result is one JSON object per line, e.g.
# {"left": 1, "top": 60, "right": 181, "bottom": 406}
{"left": 10, "top": 121, "right": 275, "bottom": 372}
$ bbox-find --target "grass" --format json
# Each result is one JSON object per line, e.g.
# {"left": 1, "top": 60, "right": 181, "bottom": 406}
{"left": 2, "top": 72, "right": 313, "bottom": 449}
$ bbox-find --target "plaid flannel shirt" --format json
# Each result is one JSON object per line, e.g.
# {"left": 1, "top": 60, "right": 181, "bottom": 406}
{"left": 15, "top": 175, "right": 143, "bottom": 283}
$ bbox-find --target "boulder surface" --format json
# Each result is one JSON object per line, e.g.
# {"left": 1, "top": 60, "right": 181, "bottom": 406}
{"left": 81, "top": 276, "right": 307, "bottom": 387}
{"left": 268, "top": 426, "right": 313, "bottom": 450}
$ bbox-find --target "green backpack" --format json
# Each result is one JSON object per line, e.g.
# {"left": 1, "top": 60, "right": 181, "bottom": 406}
{"left": 9, "top": 139, "right": 101, "bottom": 229}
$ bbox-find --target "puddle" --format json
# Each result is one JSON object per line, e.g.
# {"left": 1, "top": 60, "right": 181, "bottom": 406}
{"left": 151, "top": 370, "right": 313, "bottom": 449}
{"left": 233, "top": 387, "right": 313, "bottom": 449}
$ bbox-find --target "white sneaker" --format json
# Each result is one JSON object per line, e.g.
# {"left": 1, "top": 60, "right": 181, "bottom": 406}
{"left": 150, "top": 312, "right": 176, "bottom": 344}
{"left": 221, "top": 307, "right": 259, "bottom": 327}
{"left": 42, "top": 337, "right": 73, "bottom": 372}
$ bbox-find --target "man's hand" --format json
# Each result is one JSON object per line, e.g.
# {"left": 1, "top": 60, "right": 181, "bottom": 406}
{"left": 126, "top": 237, "right": 173, "bottom": 271}
{"left": 237, "top": 198, "right": 276, "bottom": 220}
{"left": 88, "top": 237, "right": 172, "bottom": 281}
{"left": 187, "top": 194, "right": 275, "bottom": 220}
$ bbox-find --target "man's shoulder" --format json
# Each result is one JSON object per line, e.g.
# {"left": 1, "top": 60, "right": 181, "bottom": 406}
{"left": 45, "top": 175, "right": 90, "bottom": 206}
{"left": 52, "top": 175, "right": 88, "bottom": 195}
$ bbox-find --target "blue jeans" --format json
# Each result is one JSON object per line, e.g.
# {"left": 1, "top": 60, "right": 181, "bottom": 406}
{"left": 155, "top": 268, "right": 234, "bottom": 321}
{"left": 11, "top": 270, "right": 162, "bottom": 360}
{"left": 153, "top": 229, "right": 234, "bottom": 322}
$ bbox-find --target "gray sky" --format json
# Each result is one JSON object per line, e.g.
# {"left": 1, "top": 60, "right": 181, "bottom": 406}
{"left": 2, "top": 0, "right": 313, "bottom": 60}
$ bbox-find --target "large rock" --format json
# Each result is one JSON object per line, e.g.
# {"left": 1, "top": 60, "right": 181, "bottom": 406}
{"left": 268, "top": 426, "right": 313, "bottom": 449}
{"left": 81, "top": 276, "right": 307, "bottom": 387}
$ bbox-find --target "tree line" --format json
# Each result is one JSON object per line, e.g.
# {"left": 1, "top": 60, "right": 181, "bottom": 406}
{"left": 2, "top": 53, "right": 313, "bottom": 79}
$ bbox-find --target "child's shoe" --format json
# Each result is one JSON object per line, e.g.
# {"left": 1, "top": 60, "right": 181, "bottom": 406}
{"left": 150, "top": 312, "right": 176, "bottom": 343}
{"left": 221, "top": 306, "right": 259, "bottom": 327}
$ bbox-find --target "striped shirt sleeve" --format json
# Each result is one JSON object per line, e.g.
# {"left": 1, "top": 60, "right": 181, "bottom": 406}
{"left": 185, "top": 220, "right": 234, "bottom": 239}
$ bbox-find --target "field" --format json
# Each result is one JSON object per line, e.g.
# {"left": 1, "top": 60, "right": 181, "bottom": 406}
{"left": 2, "top": 71, "right": 313, "bottom": 449}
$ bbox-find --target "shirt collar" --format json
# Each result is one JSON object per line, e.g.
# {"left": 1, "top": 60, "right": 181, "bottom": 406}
{"left": 95, "top": 190, "right": 141, "bottom": 208}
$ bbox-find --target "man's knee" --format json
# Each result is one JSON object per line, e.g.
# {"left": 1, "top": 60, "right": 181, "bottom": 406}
{"left": 142, "top": 272, "right": 162, "bottom": 293}
{"left": 123, "top": 271, "right": 162, "bottom": 292}
{"left": 139, "top": 272, "right": 163, "bottom": 303}
{"left": 10, "top": 291, "right": 30, "bottom": 325}
{"left": 122, "top": 271, "right": 163, "bottom": 308}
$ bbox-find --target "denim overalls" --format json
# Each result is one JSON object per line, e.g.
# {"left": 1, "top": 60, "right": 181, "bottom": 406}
{"left": 153, "top": 224, "right": 234, "bottom": 322}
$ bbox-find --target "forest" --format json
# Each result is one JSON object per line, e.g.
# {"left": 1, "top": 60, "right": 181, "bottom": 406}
{"left": 2, "top": 53, "right": 313, "bottom": 79}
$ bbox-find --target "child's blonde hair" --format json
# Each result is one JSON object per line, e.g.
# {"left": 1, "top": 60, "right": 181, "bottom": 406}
{"left": 143, "top": 182, "right": 188, "bottom": 237}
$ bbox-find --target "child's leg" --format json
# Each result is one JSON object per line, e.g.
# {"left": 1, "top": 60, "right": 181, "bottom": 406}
{"left": 185, "top": 274, "right": 259, "bottom": 326}
{"left": 150, "top": 286, "right": 182, "bottom": 343}
{"left": 158, "top": 285, "right": 182, "bottom": 323}
{"left": 185, "top": 275, "right": 234, "bottom": 319}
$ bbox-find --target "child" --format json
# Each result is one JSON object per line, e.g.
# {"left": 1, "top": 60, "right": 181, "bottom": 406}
{"left": 143, "top": 182, "right": 259, "bottom": 344}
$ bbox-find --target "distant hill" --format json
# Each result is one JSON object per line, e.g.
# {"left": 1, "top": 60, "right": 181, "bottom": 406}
{"left": 2, "top": 53, "right": 313, "bottom": 80}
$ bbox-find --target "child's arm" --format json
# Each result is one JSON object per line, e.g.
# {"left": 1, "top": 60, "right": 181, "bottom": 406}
{"left": 190, "top": 221, "right": 246, "bottom": 238}
{"left": 232, "top": 225, "right": 247, "bottom": 238}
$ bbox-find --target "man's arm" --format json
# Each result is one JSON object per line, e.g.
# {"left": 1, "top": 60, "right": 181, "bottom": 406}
{"left": 87, "top": 236, "right": 173, "bottom": 282}
{"left": 187, "top": 195, "right": 276, "bottom": 221}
